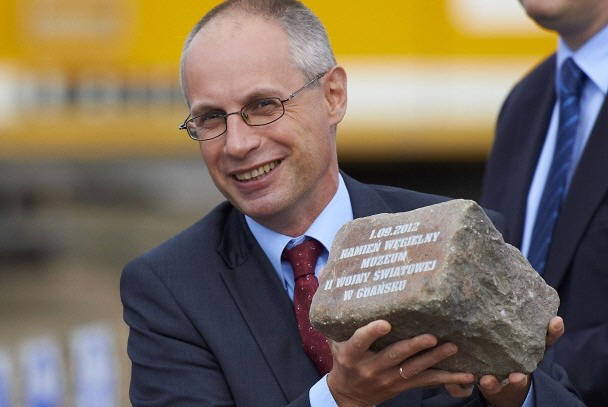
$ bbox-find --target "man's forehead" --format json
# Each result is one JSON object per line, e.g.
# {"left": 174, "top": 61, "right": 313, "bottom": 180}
{"left": 198, "top": 11, "right": 249, "bottom": 38}
{"left": 186, "top": 14, "right": 299, "bottom": 76}
{"left": 192, "top": 12, "right": 285, "bottom": 50}
{"left": 183, "top": 11, "right": 305, "bottom": 107}
{"left": 186, "top": 13, "right": 295, "bottom": 76}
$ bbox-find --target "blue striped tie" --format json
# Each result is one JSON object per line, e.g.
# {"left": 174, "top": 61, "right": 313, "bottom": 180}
{"left": 528, "top": 58, "right": 587, "bottom": 275}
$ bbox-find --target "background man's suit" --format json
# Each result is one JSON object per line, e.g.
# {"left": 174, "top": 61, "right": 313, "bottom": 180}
{"left": 122, "top": 174, "right": 582, "bottom": 406}
{"left": 481, "top": 54, "right": 608, "bottom": 406}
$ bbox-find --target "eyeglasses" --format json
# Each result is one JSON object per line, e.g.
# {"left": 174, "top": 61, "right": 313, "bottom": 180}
{"left": 179, "top": 72, "right": 327, "bottom": 141}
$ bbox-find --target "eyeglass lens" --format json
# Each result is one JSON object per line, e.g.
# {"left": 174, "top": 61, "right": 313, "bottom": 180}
{"left": 186, "top": 97, "right": 285, "bottom": 140}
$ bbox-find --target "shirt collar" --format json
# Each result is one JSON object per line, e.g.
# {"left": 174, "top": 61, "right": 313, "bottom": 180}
{"left": 557, "top": 23, "right": 608, "bottom": 96}
{"left": 245, "top": 173, "right": 354, "bottom": 274}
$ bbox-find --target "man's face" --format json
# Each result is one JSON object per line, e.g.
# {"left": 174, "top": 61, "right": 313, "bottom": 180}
{"left": 183, "top": 13, "right": 343, "bottom": 235}
{"left": 519, "top": 0, "right": 608, "bottom": 41}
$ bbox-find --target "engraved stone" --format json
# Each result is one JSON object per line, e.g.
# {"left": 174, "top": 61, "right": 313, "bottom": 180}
{"left": 310, "top": 199, "right": 559, "bottom": 378}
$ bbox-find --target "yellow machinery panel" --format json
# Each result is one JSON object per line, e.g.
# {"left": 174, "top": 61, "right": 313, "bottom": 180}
{"left": 0, "top": 0, "right": 556, "bottom": 159}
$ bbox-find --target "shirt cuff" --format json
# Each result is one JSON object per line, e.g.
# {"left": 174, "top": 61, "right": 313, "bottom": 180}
{"left": 309, "top": 374, "right": 339, "bottom": 407}
{"left": 521, "top": 380, "right": 535, "bottom": 407}
{"left": 310, "top": 375, "right": 535, "bottom": 407}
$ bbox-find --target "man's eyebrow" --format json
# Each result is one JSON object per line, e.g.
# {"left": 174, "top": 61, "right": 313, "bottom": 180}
{"left": 190, "top": 103, "right": 224, "bottom": 116}
{"left": 243, "top": 87, "right": 284, "bottom": 102}
{"left": 190, "top": 86, "right": 285, "bottom": 114}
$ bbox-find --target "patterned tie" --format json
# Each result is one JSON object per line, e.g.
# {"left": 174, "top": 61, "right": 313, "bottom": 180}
{"left": 528, "top": 58, "right": 587, "bottom": 274}
{"left": 282, "top": 239, "right": 333, "bottom": 375}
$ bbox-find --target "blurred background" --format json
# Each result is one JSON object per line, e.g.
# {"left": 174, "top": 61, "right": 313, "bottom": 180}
{"left": 0, "top": 0, "right": 556, "bottom": 405}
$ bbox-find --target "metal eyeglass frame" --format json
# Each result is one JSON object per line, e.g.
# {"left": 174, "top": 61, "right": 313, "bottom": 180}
{"left": 179, "top": 71, "right": 327, "bottom": 141}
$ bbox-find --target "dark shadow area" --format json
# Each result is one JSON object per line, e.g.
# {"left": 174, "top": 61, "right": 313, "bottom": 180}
{"left": 0, "top": 159, "right": 488, "bottom": 267}
{"left": 340, "top": 160, "right": 486, "bottom": 202}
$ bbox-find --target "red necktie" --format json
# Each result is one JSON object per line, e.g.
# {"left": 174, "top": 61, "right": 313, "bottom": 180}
{"left": 282, "top": 239, "right": 333, "bottom": 375}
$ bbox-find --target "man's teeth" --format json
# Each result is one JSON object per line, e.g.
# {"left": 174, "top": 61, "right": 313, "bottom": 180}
{"left": 235, "top": 161, "right": 278, "bottom": 181}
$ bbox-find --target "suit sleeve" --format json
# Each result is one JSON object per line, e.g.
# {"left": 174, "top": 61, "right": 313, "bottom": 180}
{"left": 121, "top": 258, "right": 313, "bottom": 407}
{"left": 551, "top": 325, "right": 608, "bottom": 405}
{"left": 120, "top": 258, "right": 236, "bottom": 407}
{"left": 532, "top": 356, "right": 586, "bottom": 407}
{"left": 480, "top": 84, "right": 518, "bottom": 219}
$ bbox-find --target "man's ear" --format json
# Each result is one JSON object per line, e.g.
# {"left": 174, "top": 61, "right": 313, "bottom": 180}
{"left": 323, "top": 66, "right": 347, "bottom": 126}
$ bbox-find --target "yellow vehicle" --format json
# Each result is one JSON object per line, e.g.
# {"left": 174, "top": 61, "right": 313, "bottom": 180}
{"left": 1, "top": 0, "right": 555, "bottom": 160}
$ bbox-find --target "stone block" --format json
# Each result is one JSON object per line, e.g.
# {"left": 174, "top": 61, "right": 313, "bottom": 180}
{"left": 310, "top": 199, "right": 559, "bottom": 377}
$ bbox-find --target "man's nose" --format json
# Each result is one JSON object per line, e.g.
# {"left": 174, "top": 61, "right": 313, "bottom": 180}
{"left": 223, "top": 112, "right": 261, "bottom": 159}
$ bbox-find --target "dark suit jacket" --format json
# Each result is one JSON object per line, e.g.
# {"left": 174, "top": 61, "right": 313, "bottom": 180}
{"left": 481, "top": 54, "right": 608, "bottom": 407}
{"left": 122, "top": 174, "right": 583, "bottom": 406}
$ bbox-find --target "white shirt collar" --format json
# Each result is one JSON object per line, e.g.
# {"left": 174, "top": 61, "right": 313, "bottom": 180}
{"left": 557, "top": 23, "right": 608, "bottom": 96}
{"left": 245, "top": 174, "right": 353, "bottom": 274}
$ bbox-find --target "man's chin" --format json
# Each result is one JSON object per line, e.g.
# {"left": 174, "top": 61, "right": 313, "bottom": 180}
{"left": 234, "top": 200, "right": 284, "bottom": 222}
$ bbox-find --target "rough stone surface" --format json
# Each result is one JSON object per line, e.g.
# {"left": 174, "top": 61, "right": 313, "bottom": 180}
{"left": 310, "top": 199, "right": 559, "bottom": 378}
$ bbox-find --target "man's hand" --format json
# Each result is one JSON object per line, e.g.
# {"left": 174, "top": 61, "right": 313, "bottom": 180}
{"left": 475, "top": 316, "right": 566, "bottom": 407}
{"left": 546, "top": 316, "right": 564, "bottom": 346}
{"left": 478, "top": 373, "right": 530, "bottom": 407}
{"left": 326, "top": 320, "right": 475, "bottom": 407}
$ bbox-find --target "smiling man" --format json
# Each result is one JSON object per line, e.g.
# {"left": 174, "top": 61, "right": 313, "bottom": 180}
{"left": 182, "top": 12, "right": 340, "bottom": 236}
{"left": 121, "top": 1, "right": 584, "bottom": 406}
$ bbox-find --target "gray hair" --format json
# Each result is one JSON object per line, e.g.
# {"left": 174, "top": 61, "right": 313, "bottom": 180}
{"left": 179, "top": 0, "right": 336, "bottom": 105}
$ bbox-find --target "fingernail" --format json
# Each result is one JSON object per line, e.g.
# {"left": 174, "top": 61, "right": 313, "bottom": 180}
{"left": 379, "top": 322, "right": 391, "bottom": 334}
{"left": 423, "top": 334, "right": 437, "bottom": 346}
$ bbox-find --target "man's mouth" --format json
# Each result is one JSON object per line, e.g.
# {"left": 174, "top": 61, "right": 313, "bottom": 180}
{"left": 234, "top": 160, "right": 281, "bottom": 182}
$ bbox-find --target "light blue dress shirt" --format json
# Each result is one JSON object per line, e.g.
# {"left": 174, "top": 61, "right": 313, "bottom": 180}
{"left": 247, "top": 175, "right": 535, "bottom": 406}
{"left": 245, "top": 174, "right": 354, "bottom": 300}
{"left": 246, "top": 174, "right": 353, "bottom": 407}
{"left": 522, "top": 24, "right": 608, "bottom": 257}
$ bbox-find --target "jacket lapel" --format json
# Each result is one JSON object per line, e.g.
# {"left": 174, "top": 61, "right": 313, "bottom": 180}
{"left": 215, "top": 175, "right": 431, "bottom": 404}
{"left": 507, "top": 66, "right": 557, "bottom": 247}
{"left": 216, "top": 209, "right": 319, "bottom": 402}
{"left": 343, "top": 172, "right": 438, "bottom": 218}
{"left": 544, "top": 93, "right": 608, "bottom": 288}
{"left": 343, "top": 173, "right": 392, "bottom": 218}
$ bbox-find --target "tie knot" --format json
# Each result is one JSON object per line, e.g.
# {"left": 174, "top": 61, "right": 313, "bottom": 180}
{"left": 560, "top": 58, "right": 586, "bottom": 98}
{"left": 282, "top": 239, "right": 324, "bottom": 280}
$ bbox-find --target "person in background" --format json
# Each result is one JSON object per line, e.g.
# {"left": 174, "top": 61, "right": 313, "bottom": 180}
{"left": 481, "top": 1, "right": 608, "bottom": 406}
{"left": 122, "top": 1, "right": 583, "bottom": 406}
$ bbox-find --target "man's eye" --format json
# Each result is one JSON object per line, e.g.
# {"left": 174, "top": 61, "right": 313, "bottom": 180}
{"left": 255, "top": 99, "right": 276, "bottom": 108}
{"left": 248, "top": 98, "right": 282, "bottom": 114}
{"left": 192, "top": 112, "right": 222, "bottom": 123}
{"left": 202, "top": 112, "right": 225, "bottom": 120}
